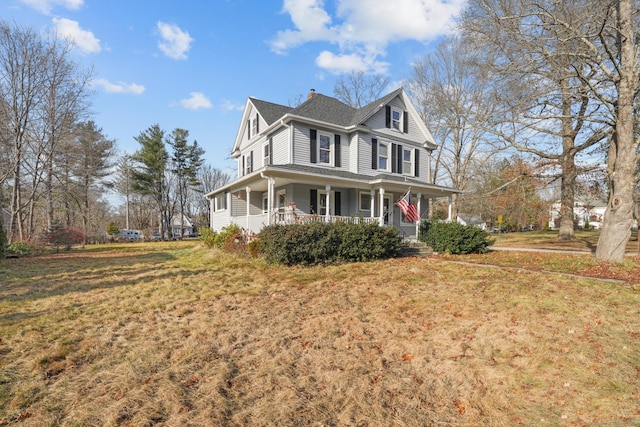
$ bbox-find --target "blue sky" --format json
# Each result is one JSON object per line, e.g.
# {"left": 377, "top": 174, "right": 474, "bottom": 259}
{"left": 5, "top": 0, "right": 465, "bottom": 175}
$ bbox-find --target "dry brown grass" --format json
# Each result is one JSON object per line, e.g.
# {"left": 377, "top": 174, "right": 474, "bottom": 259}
{"left": 1, "top": 241, "right": 639, "bottom": 426}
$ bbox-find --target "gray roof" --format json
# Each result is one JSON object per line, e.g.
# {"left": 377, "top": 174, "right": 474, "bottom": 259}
{"left": 249, "top": 90, "right": 401, "bottom": 129}
{"left": 249, "top": 98, "right": 293, "bottom": 125}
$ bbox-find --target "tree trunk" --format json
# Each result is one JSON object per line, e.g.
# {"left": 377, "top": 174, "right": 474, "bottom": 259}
{"left": 595, "top": 0, "right": 637, "bottom": 263}
{"left": 558, "top": 88, "right": 577, "bottom": 240}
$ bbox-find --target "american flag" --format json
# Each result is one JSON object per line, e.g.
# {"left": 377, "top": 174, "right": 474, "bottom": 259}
{"left": 396, "top": 190, "right": 420, "bottom": 223}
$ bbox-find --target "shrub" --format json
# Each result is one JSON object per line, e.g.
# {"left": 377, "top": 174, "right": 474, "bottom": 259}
{"left": 254, "top": 221, "right": 401, "bottom": 265}
{"left": 6, "top": 242, "right": 31, "bottom": 257}
{"left": 199, "top": 227, "right": 217, "bottom": 248}
{"left": 419, "top": 220, "right": 493, "bottom": 255}
{"left": 44, "top": 224, "right": 84, "bottom": 252}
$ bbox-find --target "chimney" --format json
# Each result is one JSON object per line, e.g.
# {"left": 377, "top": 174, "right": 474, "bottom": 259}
{"left": 307, "top": 88, "right": 316, "bottom": 99}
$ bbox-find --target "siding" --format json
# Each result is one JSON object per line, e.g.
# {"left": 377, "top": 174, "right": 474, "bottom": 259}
{"left": 271, "top": 126, "right": 289, "bottom": 165}
{"left": 291, "top": 122, "right": 349, "bottom": 170}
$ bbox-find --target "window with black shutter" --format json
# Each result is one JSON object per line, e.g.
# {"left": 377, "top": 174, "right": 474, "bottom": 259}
{"left": 334, "top": 134, "right": 341, "bottom": 167}
{"left": 371, "top": 138, "right": 378, "bottom": 170}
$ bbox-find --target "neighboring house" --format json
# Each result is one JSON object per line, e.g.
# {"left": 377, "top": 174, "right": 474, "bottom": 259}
{"left": 549, "top": 199, "right": 607, "bottom": 229}
{"left": 457, "top": 213, "right": 487, "bottom": 230}
{"left": 171, "top": 213, "right": 195, "bottom": 237}
{"left": 206, "top": 88, "right": 459, "bottom": 240}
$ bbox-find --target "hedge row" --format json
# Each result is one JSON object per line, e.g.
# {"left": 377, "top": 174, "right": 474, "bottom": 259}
{"left": 418, "top": 220, "right": 493, "bottom": 254}
{"left": 252, "top": 221, "right": 401, "bottom": 265}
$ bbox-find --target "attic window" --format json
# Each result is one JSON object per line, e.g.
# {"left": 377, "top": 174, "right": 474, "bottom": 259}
{"left": 251, "top": 115, "right": 259, "bottom": 137}
{"left": 391, "top": 108, "right": 402, "bottom": 130}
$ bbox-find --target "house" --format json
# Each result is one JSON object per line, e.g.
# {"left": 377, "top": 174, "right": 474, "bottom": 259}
{"left": 549, "top": 198, "right": 607, "bottom": 229}
{"left": 457, "top": 213, "right": 487, "bottom": 230}
{"left": 170, "top": 213, "right": 196, "bottom": 237}
{"left": 206, "top": 88, "right": 459, "bottom": 240}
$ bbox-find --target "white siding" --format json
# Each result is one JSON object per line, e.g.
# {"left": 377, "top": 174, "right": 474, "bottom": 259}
{"left": 349, "top": 133, "right": 359, "bottom": 173}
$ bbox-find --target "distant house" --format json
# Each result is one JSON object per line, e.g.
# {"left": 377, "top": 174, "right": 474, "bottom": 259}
{"left": 206, "top": 88, "right": 459, "bottom": 240}
{"left": 549, "top": 199, "right": 607, "bottom": 229}
{"left": 457, "top": 213, "right": 487, "bottom": 230}
{"left": 171, "top": 213, "right": 195, "bottom": 237}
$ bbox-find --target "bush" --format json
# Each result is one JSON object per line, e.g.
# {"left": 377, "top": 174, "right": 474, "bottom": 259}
{"left": 199, "top": 227, "right": 216, "bottom": 248}
{"left": 7, "top": 242, "right": 32, "bottom": 257}
{"left": 253, "top": 221, "right": 401, "bottom": 265}
{"left": 200, "top": 224, "right": 244, "bottom": 251}
{"left": 419, "top": 220, "right": 493, "bottom": 255}
{"left": 44, "top": 225, "right": 84, "bottom": 252}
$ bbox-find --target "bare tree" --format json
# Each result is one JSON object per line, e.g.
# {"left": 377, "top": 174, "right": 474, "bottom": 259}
{"left": 461, "top": 0, "right": 612, "bottom": 241}
{"left": 407, "top": 36, "right": 497, "bottom": 221}
{"left": 194, "top": 164, "right": 231, "bottom": 226}
{"left": 333, "top": 71, "right": 390, "bottom": 108}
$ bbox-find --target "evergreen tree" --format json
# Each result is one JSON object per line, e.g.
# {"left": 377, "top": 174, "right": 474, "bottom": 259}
{"left": 131, "top": 124, "right": 170, "bottom": 239}
{"left": 169, "top": 128, "right": 204, "bottom": 238}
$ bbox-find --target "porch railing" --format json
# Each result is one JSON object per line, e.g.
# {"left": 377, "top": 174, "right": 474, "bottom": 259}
{"left": 273, "top": 212, "right": 379, "bottom": 226}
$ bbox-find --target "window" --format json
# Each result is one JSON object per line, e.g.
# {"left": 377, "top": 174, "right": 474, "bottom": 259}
{"left": 252, "top": 115, "right": 259, "bottom": 137}
{"left": 214, "top": 193, "right": 226, "bottom": 212}
{"left": 318, "top": 133, "right": 331, "bottom": 164}
{"left": 245, "top": 152, "right": 252, "bottom": 175}
{"left": 263, "top": 142, "right": 270, "bottom": 166}
{"left": 359, "top": 192, "right": 371, "bottom": 211}
{"left": 277, "top": 190, "right": 286, "bottom": 212}
{"left": 378, "top": 141, "right": 389, "bottom": 171}
{"left": 403, "top": 148, "right": 413, "bottom": 176}
{"left": 262, "top": 193, "right": 268, "bottom": 213}
{"left": 391, "top": 108, "right": 402, "bottom": 131}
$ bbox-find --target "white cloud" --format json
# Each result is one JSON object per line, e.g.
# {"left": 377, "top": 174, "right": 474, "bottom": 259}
{"left": 19, "top": 0, "right": 83, "bottom": 14}
{"left": 180, "top": 92, "right": 212, "bottom": 110}
{"left": 270, "top": 0, "right": 466, "bottom": 73}
{"left": 52, "top": 18, "right": 101, "bottom": 54}
{"left": 220, "top": 99, "right": 244, "bottom": 112}
{"left": 316, "top": 50, "right": 389, "bottom": 74}
{"left": 157, "top": 22, "right": 193, "bottom": 60}
{"left": 91, "top": 78, "right": 145, "bottom": 94}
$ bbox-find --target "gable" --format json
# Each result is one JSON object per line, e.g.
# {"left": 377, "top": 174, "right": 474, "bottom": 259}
{"left": 232, "top": 98, "right": 291, "bottom": 157}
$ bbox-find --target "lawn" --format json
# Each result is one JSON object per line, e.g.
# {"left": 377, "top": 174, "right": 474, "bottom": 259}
{"left": 1, "top": 241, "right": 639, "bottom": 426}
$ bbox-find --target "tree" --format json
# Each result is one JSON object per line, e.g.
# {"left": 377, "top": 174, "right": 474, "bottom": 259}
{"left": 168, "top": 128, "right": 204, "bottom": 238}
{"left": 193, "top": 164, "right": 231, "bottom": 226}
{"left": 131, "top": 124, "right": 170, "bottom": 239}
{"left": 408, "top": 36, "right": 497, "bottom": 221}
{"left": 461, "top": 0, "right": 610, "bottom": 241}
{"left": 67, "top": 121, "right": 115, "bottom": 245}
{"left": 333, "top": 71, "right": 390, "bottom": 108}
{"left": 113, "top": 154, "right": 134, "bottom": 230}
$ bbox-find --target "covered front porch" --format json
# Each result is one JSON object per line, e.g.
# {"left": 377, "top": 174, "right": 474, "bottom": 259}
{"left": 209, "top": 165, "right": 459, "bottom": 239}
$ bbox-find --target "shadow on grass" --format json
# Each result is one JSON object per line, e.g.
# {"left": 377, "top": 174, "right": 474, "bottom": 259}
{"left": 0, "top": 249, "right": 213, "bottom": 304}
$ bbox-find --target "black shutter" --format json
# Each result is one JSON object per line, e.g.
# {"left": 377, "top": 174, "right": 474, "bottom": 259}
{"left": 250, "top": 150, "right": 254, "bottom": 173}
{"left": 310, "top": 189, "right": 317, "bottom": 214}
{"left": 247, "top": 120, "right": 250, "bottom": 139}
{"left": 414, "top": 149, "right": 420, "bottom": 177}
{"left": 335, "top": 191, "right": 341, "bottom": 216}
{"left": 256, "top": 113, "right": 259, "bottom": 134}
{"left": 385, "top": 106, "right": 391, "bottom": 128}
{"left": 310, "top": 129, "right": 317, "bottom": 163}
{"left": 391, "top": 143, "right": 397, "bottom": 173}
{"left": 371, "top": 138, "right": 378, "bottom": 170}
{"left": 403, "top": 111, "right": 408, "bottom": 133}
{"left": 334, "top": 134, "right": 341, "bottom": 167}
{"left": 397, "top": 144, "right": 403, "bottom": 174}
{"left": 241, "top": 156, "right": 245, "bottom": 176}
{"left": 269, "top": 138, "right": 273, "bottom": 166}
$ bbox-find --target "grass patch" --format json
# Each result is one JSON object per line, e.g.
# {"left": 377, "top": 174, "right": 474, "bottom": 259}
{"left": 1, "top": 241, "right": 639, "bottom": 425}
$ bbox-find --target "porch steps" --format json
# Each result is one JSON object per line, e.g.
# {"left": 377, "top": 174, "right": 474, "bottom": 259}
{"left": 400, "top": 241, "right": 433, "bottom": 257}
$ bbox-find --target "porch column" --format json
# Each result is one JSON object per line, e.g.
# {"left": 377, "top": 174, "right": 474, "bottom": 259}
{"left": 245, "top": 186, "right": 251, "bottom": 231}
{"left": 267, "top": 178, "right": 274, "bottom": 225}
{"left": 378, "top": 188, "right": 385, "bottom": 225}
{"left": 370, "top": 189, "right": 376, "bottom": 221}
{"left": 416, "top": 192, "right": 422, "bottom": 238}
{"left": 447, "top": 195, "right": 452, "bottom": 222}
{"left": 325, "top": 184, "right": 331, "bottom": 222}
